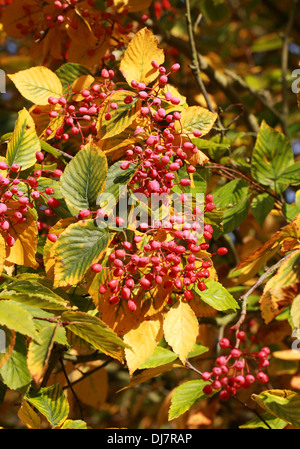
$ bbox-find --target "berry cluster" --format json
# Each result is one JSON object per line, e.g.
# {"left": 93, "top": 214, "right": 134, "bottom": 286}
{"left": 0, "top": 153, "right": 61, "bottom": 247}
{"left": 92, "top": 198, "right": 227, "bottom": 312}
{"left": 120, "top": 62, "right": 206, "bottom": 196}
{"left": 33, "top": 67, "right": 118, "bottom": 146}
{"left": 202, "top": 332, "right": 270, "bottom": 401}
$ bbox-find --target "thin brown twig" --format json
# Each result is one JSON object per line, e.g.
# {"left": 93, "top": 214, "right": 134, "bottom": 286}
{"left": 59, "top": 358, "right": 85, "bottom": 420}
{"left": 231, "top": 250, "right": 298, "bottom": 333}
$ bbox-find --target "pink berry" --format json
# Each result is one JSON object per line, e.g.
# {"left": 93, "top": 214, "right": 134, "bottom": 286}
{"left": 219, "top": 338, "right": 231, "bottom": 349}
{"left": 127, "top": 299, "right": 137, "bottom": 312}
{"left": 217, "top": 247, "right": 228, "bottom": 256}
{"left": 47, "top": 233, "right": 58, "bottom": 243}
{"left": 79, "top": 209, "right": 90, "bottom": 219}
{"left": 91, "top": 263, "right": 102, "bottom": 272}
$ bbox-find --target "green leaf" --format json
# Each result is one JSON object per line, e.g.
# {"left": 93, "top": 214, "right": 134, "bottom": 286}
{"left": 168, "top": 380, "right": 210, "bottom": 420}
{"left": 0, "top": 279, "right": 69, "bottom": 311}
{"left": 7, "top": 108, "right": 41, "bottom": 171}
{"left": 222, "top": 194, "right": 251, "bottom": 234}
{"left": 277, "top": 161, "right": 300, "bottom": 186}
{"left": 26, "top": 384, "right": 69, "bottom": 428}
{"left": 60, "top": 141, "right": 108, "bottom": 212}
{"left": 251, "top": 389, "right": 300, "bottom": 428}
{"left": 251, "top": 120, "right": 294, "bottom": 192}
{"left": 61, "top": 311, "right": 129, "bottom": 361}
{"left": 187, "top": 342, "right": 209, "bottom": 358}
{"left": 55, "top": 63, "right": 92, "bottom": 95}
{"left": 0, "top": 334, "right": 32, "bottom": 391}
{"left": 193, "top": 278, "right": 239, "bottom": 311}
{"left": 100, "top": 160, "right": 137, "bottom": 213}
{"left": 61, "top": 419, "right": 88, "bottom": 429}
{"left": 53, "top": 219, "right": 112, "bottom": 287}
{"left": 138, "top": 346, "right": 178, "bottom": 369}
{"left": 251, "top": 32, "right": 283, "bottom": 52}
{"left": 0, "top": 300, "right": 40, "bottom": 341}
{"left": 251, "top": 193, "right": 275, "bottom": 227}
{"left": 213, "top": 178, "right": 249, "bottom": 209}
{"left": 27, "top": 324, "right": 57, "bottom": 385}
{"left": 240, "top": 412, "right": 287, "bottom": 429}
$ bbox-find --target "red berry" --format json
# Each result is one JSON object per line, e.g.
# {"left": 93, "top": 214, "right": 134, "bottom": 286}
{"left": 127, "top": 299, "right": 137, "bottom": 312}
{"left": 205, "top": 202, "right": 216, "bottom": 212}
{"left": 230, "top": 348, "right": 242, "bottom": 359}
{"left": 47, "top": 233, "right": 58, "bottom": 243}
{"left": 217, "top": 247, "right": 228, "bottom": 256}
{"left": 203, "top": 384, "right": 213, "bottom": 395}
{"left": 79, "top": 209, "right": 90, "bottom": 218}
{"left": 91, "top": 263, "right": 102, "bottom": 272}
{"left": 36, "top": 151, "right": 44, "bottom": 162}
{"left": 219, "top": 338, "right": 231, "bottom": 349}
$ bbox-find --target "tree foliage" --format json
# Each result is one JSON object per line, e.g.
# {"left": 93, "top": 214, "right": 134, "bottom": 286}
{"left": 0, "top": 0, "right": 300, "bottom": 430}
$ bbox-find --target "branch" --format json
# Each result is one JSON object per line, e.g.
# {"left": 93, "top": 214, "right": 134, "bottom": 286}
{"left": 184, "top": 0, "right": 215, "bottom": 114}
{"left": 141, "top": 12, "right": 260, "bottom": 134}
{"left": 231, "top": 250, "right": 298, "bottom": 333}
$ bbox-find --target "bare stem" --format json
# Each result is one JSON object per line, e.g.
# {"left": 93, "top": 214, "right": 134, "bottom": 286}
{"left": 231, "top": 250, "right": 298, "bottom": 333}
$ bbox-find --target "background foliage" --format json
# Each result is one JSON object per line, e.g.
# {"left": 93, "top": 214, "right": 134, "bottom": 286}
{"left": 0, "top": 0, "right": 300, "bottom": 430}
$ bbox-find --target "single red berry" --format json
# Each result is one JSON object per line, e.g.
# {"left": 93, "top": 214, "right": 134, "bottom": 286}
{"left": 203, "top": 384, "right": 213, "bottom": 395}
{"left": 79, "top": 209, "right": 90, "bottom": 219}
{"left": 127, "top": 299, "right": 137, "bottom": 312}
{"left": 217, "top": 247, "right": 228, "bottom": 256}
{"left": 91, "top": 263, "right": 102, "bottom": 272}
{"left": 219, "top": 338, "right": 231, "bottom": 349}
{"left": 47, "top": 233, "right": 58, "bottom": 243}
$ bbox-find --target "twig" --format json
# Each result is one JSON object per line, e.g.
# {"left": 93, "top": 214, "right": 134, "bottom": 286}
{"left": 137, "top": 12, "right": 260, "bottom": 134}
{"left": 184, "top": 0, "right": 216, "bottom": 115}
{"left": 224, "top": 69, "right": 287, "bottom": 132}
{"left": 231, "top": 250, "right": 298, "bottom": 333}
{"left": 230, "top": 395, "right": 272, "bottom": 429}
{"left": 61, "top": 359, "right": 112, "bottom": 390}
{"left": 59, "top": 358, "right": 85, "bottom": 420}
{"left": 281, "top": 0, "right": 299, "bottom": 137}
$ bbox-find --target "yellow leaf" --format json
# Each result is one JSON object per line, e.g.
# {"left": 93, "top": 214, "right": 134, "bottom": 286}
{"left": 43, "top": 218, "right": 75, "bottom": 281}
{"left": 72, "top": 75, "right": 95, "bottom": 101}
{"left": 235, "top": 214, "right": 300, "bottom": 283}
{"left": 30, "top": 104, "right": 64, "bottom": 141}
{"left": 124, "top": 317, "right": 163, "bottom": 375}
{"left": 176, "top": 105, "right": 218, "bottom": 137}
{"left": 163, "top": 299, "right": 199, "bottom": 364}
{"left": 17, "top": 401, "right": 41, "bottom": 429}
{"left": 4, "top": 208, "right": 38, "bottom": 269}
{"left": 273, "top": 350, "right": 300, "bottom": 361}
{"left": 8, "top": 66, "right": 63, "bottom": 105}
{"left": 120, "top": 27, "right": 165, "bottom": 85}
